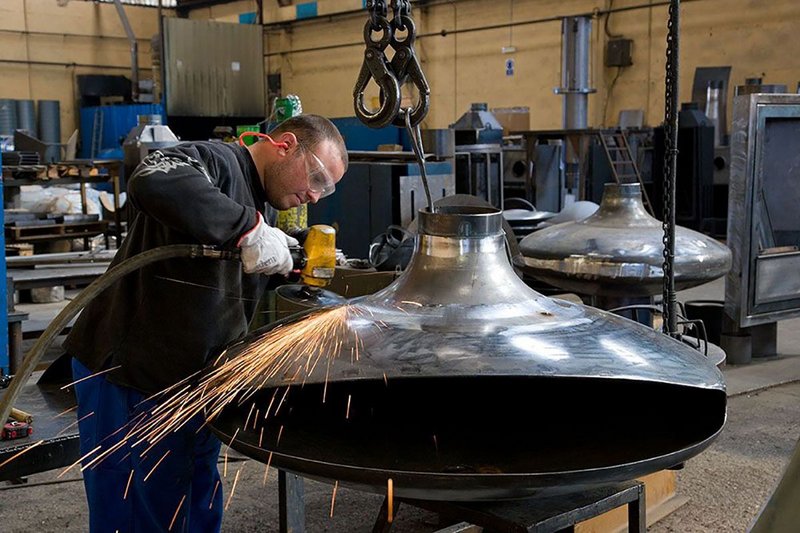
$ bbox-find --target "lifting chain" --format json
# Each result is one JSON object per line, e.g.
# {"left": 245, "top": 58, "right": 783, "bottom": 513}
{"left": 662, "top": 0, "right": 680, "bottom": 337}
{"left": 354, "top": 0, "right": 431, "bottom": 130}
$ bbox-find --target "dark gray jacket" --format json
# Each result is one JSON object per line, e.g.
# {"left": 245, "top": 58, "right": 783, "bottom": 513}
{"left": 64, "top": 141, "right": 272, "bottom": 394}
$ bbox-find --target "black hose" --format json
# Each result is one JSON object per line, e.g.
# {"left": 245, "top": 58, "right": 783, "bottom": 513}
{"left": 0, "top": 245, "right": 239, "bottom": 426}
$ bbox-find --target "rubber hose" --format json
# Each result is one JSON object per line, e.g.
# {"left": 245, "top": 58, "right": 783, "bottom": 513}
{"left": 0, "top": 245, "right": 239, "bottom": 426}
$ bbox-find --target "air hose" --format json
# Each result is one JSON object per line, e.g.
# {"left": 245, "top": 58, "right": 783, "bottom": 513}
{"left": 0, "top": 245, "right": 239, "bottom": 426}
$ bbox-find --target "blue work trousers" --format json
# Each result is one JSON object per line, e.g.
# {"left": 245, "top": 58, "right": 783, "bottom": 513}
{"left": 72, "top": 358, "right": 223, "bottom": 532}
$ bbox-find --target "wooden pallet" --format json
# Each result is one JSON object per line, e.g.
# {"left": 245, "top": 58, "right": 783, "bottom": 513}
{"left": 5, "top": 220, "right": 109, "bottom": 243}
{"left": 2, "top": 163, "right": 109, "bottom": 181}
{"left": 5, "top": 243, "right": 35, "bottom": 257}
{"left": 1, "top": 165, "right": 48, "bottom": 180}
{"left": 47, "top": 163, "right": 107, "bottom": 179}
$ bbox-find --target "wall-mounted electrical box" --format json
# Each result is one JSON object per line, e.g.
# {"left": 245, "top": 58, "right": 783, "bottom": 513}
{"left": 606, "top": 39, "right": 633, "bottom": 68}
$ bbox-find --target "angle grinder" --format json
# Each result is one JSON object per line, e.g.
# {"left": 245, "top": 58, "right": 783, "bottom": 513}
{"left": 280, "top": 225, "right": 346, "bottom": 314}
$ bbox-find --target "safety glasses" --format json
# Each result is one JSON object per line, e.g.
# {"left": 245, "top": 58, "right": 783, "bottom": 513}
{"left": 298, "top": 142, "right": 336, "bottom": 199}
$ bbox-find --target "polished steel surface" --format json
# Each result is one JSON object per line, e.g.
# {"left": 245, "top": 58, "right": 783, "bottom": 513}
{"left": 211, "top": 205, "right": 726, "bottom": 500}
{"left": 502, "top": 209, "right": 556, "bottom": 223}
{"left": 516, "top": 183, "right": 732, "bottom": 297}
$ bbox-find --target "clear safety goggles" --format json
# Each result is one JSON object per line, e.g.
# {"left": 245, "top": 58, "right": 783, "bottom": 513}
{"left": 299, "top": 142, "right": 336, "bottom": 199}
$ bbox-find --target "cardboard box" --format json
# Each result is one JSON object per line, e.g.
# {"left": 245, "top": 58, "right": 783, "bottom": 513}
{"left": 492, "top": 106, "right": 530, "bottom": 135}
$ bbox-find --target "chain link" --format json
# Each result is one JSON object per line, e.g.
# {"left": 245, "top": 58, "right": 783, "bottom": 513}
{"left": 367, "top": 0, "right": 388, "bottom": 29}
{"left": 355, "top": 0, "right": 430, "bottom": 129}
{"left": 393, "top": 0, "right": 411, "bottom": 29}
{"left": 662, "top": 0, "right": 680, "bottom": 336}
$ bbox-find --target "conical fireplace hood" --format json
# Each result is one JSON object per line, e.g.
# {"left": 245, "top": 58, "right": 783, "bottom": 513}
{"left": 515, "top": 183, "right": 732, "bottom": 297}
{"left": 211, "top": 205, "right": 726, "bottom": 501}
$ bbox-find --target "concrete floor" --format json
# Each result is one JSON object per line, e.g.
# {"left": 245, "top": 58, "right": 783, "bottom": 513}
{"left": 3, "top": 278, "right": 800, "bottom": 532}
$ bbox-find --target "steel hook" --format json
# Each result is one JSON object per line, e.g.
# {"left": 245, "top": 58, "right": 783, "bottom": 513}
{"left": 387, "top": 16, "right": 430, "bottom": 128}
{"left": 353, "top": 19, "right": 402, "bottom": 129}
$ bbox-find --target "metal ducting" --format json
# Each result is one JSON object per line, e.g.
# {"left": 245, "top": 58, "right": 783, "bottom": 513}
{"left": 122, "top": 114, "right": 180, "bottom": 177}
{"left": 0, "top": 99, "right": 17, "bottom": 136}
{"left": 515, "top": 183, "right": 732, "bottom": 298}
{"left": 210, "top": 205, "right": 726, "bottom": 501}
{"left": 37, "top": 100, "right": 61, "bottom": 144}
{"left": 450, "top": 103, "right": 504, "bottom": 145}
{"left": 15, "top": 100, "right": 36, "bottom": 136}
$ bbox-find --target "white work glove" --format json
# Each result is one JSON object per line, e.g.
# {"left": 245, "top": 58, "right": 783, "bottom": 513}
{"left": 237, "top": 213, "right": 299, "bottom": 276}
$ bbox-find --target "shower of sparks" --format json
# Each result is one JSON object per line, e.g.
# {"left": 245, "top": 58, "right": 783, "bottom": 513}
{"left": 276, "top": 425, "right": 284, "bottom": 447}
{"left": 0, "top": 440, "right": 43, "bottom": 469}
{"left": 59, "top": 445, "right": 101, "bottom": 478}
{"left": 56, "top": 411, "right": 95, "bottom": 437}
{"left": 330, "top": 481, "right": 339, "bottom": 518}
{"left": 275, "top": 387, "right": 291, "bottom": 416}
{"left": 264, "top": 389, "right": 278, "bottom": 419}
{"left": 123, "top": 469, "right": 134, "bottom": 499}
{"left": 168, "top": 494, "right": 186, "bottom": 531}
{"left": 262, "top": 452, "right": 274, "bottom": 486}
{"left": 143, "top": 450, "right": 171, "bottom": 482}
{"left": 61, "top": 366, "right": 122, "bottom": 390}
{"left": 243, "top": 403, "right": 256, "bottom": 430}
{"left": 54, "top": 405, "right": 78, "bottom": 418}
{"left": 225, "top": 466, "right": 244, "bottom": 510}
{"left": 209, "top": 480, "right": 221, "bottom": 509}
{"left": 223, "top": 428, "right": 240, "bottom": 478}
{"left": 53, "top": 305, "right": 388, "bottom": 497}
{"left": 346, "top": 395, "right": 352, "bottom": 419}
{"left": 387, "top": 478, "right": 394, "bottom": 523}
{"left": 433, "top": 434, "right": 439, "bottom": 454}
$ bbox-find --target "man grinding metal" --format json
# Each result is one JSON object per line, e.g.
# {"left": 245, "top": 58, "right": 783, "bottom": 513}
{"left": 63, "top": 115, "right": 348, "bottom": 532}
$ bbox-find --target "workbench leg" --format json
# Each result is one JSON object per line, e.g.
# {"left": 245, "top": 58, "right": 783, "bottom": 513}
{"left": 278, "top": 470, "right": 305, "bottom": 533}
{"left": 80, "top": 181, "right": 90, "bottom": 250}
{"left": 628, "top": 483, "right": 646, "bottom": 533}
{"left": 8, "top": 322, "right": 23, "bottom": 375}
{"left": 113, "top": 175, "right": 122, "bottom": 248}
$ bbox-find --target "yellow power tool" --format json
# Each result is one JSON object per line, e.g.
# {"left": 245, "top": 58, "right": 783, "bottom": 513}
{"left": 281, "top": 224, "right": 345, "bottom": 313}
{"left": 289, "top": 224, "right": 337, "bottom": 288}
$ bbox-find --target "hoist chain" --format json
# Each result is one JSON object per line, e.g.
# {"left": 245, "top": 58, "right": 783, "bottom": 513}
{"left": 368, "top": 0, "right": 388, "bottom": 28}
{"left": 662, "top": 0, "right": 680, "bottom": 337}
{"left": 354, "top": 0, "right": 430, "bottom": 129}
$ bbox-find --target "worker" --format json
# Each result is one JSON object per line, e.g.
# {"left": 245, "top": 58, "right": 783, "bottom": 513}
{"left": 62, "top": 114, "right": 348, "bottom": 532}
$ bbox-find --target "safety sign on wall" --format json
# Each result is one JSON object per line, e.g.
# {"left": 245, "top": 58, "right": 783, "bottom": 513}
{"left": 505, "top": 58, "right": 515, "bottom": 77}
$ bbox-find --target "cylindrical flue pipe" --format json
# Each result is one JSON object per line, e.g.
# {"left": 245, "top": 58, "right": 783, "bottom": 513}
{"left": 556, "top": 16, "right": 594, "bottom": 130}
{"left": 554, "top": 16, "right": 595, "bottom": 197}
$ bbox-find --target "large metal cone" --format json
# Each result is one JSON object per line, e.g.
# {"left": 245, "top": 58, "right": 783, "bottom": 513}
{"left": 515, "top": 183, "right": 732, "bottom": 297}
{"left": 210, "top": 205, "right": 726, "bottom": 501}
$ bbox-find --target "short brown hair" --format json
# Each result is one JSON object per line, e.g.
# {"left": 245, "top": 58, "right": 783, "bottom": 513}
{"left": 269, "top": 114, "right": 348, "bottom": 171}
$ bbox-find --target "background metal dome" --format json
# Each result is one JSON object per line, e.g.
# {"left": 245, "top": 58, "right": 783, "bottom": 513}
{"left": 515, "top": 183, "right": 732, "bottom": 297}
